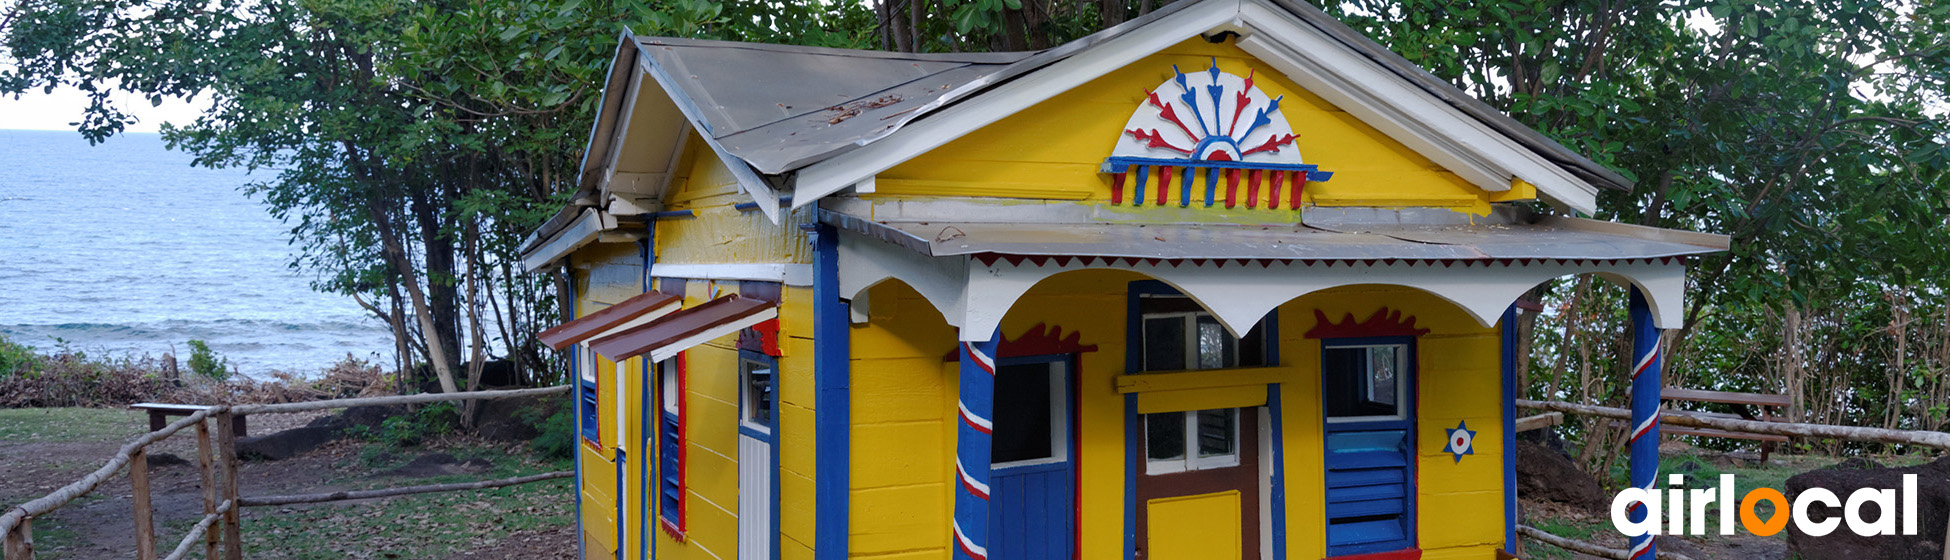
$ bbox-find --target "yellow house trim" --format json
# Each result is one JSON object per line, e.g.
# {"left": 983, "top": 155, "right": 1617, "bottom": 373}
{"left": 1113, "top": 366, "right": 1288, "bottom": 393}
{"left": 1136, "top": 385, "right": 1268, "bottom": 414}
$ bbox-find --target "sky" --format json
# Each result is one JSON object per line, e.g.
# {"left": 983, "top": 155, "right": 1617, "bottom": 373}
{"left": 0, "top": 86, "right": 208, "bottom": 133}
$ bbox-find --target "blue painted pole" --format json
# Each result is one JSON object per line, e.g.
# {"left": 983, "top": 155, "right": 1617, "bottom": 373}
{"left": 1627, "top": 288, "right": 1662, "bottom": 560}
{"left": 811, "top": 224, "right": 852, "bottom": 560}
{"left": 952, "top": 329, "right": 1002, "bottom": 560}
{"left": 1500, "top": 306, "right": 1519, "bottom": 552}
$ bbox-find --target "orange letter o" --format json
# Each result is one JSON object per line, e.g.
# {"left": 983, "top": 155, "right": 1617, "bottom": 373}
{"left": 1742, "top": 488, "right": 1791, "bottom": 536}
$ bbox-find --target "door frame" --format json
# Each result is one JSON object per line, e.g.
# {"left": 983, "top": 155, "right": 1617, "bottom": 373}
{"left": 737, "top": 349, "right": 782, "bottom": 560}
{"left": 1319, "top": 335, "right": 1418, "bottom": 558}
{"left": 990, "top": 353, "right": 1082, "bottom": 560}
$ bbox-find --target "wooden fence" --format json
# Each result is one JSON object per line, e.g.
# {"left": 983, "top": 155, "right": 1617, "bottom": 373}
{"left": 1, "top": 385, "right": 571, "bottom": 560}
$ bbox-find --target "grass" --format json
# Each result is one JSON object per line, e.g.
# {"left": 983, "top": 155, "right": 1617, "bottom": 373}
{"left": 0, "top": 407, "right": 146, "bottom": 442}
{"left": 225, "top": 442, "right": 575, "bottom": 560}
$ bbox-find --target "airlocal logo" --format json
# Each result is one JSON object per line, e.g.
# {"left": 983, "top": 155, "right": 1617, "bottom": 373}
{"left": 1612, "top": 473, "right": 1921, "bottom": 537}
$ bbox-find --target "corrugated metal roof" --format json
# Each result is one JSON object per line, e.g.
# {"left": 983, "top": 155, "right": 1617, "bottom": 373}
{"left": 537, "top": 290, "right": 680, "bottom": 350}
{"left": 587, "top": 294, "right": 776, "bottom": 362}
{"left": 821, "top": 207, "right": 1725, "bottom": 261}
{"left": 636, "top": 38, "right": 1038, "bottom": 174}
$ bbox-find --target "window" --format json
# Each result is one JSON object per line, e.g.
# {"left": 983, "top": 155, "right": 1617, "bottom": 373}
{"left": 1323, "top": 343, "right": 1409, "bottom": 422}
{"left": 577, "top": 345, "right": 600, "bottom": 445}
{"left": 1145, "top": 408, "right": 1240, "bottom": 474}
{"left": 1138, "top": 294, "right": 1266, "bottom": 371}
{"left": 740, "top": 353, "right": 776, "bottom": 433}
{"left": 657, "top": 355, "right": 687, "bottom": 537}
{"left": 992, "top": 361, "right": 1066, "bottom": 467}
{"left": 1133, "top": 290, "right": 1266, "bottom": 475}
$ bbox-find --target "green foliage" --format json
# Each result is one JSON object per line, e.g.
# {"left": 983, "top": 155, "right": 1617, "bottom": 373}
{"left": 359, "top": 402, "right": 462, "bottom": 447}
{"left": 522, "top": 406, "right": 576, "bottom": 459}
{"left": 0, "top": 334, "right": 37, "bottom": 379}
{"left": 185, "top": 339, "right": 230, "bottom": 382}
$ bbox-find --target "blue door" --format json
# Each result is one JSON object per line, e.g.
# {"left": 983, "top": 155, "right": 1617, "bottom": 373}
{"left": 1322, "top": 338, "right": 1416, "bottom": 557}
{"left": 989, "top": 357, "right": 1075, "bottom": 560}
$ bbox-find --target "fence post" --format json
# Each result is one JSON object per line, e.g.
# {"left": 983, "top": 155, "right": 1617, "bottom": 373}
{"left": 3, "top": 517, "right": 32, "bottom": 560}
{"left": 132, "top": 446, "right": 155, "bottom": 560}
{"left": 217, "top": 410, "right": 242, "bottom": 560}
{"left": 197, "top": 419, "right": 218, "bottom": 559}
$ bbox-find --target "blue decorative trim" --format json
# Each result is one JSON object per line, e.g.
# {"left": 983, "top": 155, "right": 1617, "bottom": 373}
{"left": 1124, "top": 281, "right": 1143, "bottom": 560}
{"left": 1100, "top": 156, "right": 1334, "bottom": 183}
{"left": 1500, "top": 306, "right": 1519, "bottom": 551}
{"left": 650, "top": 209, "right": 698, "bottom": 219}
{"left": 1133, "top": 166, "right": 1149, "bottom": 208}
{"left": 651, "top": 228, "right": 666, "bottom": 560}
{"left": 812, "top": 224, "right": 852, "bottom": 560}
{"left": 1178, "top": 166, "right": 1193, "bottom": 208}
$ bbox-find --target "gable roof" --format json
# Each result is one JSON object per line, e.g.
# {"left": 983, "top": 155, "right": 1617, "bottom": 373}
{"left": 523, "top": 0, "right": 1635, "bottom": 268}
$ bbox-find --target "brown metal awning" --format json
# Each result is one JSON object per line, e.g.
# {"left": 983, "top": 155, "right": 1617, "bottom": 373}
{"left": 588, "top": 294, "right": 778, "bottom": 363}
{"left": 538, "top": 291, "right": 682, "bottom": 350}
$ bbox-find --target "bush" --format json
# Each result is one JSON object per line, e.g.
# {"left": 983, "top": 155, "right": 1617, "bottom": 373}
{"left": 0, "top": 334, "right": 37, "bottom": 378}
{"left": 353, "top": 402, "right": 460, "bottom": 447}
{"left": 186, "top": 339, "right": 230, "bottom": 382}
{"left": 525, "top": 407, "right": 575, "bottom": 460}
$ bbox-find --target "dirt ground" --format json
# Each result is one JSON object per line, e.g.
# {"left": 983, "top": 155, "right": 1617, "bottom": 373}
{"left": 0, "top": 408, "right": 573, "bottom": 559}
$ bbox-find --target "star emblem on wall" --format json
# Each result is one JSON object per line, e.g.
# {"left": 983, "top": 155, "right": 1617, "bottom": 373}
{"left": 1444, "top": 421, "right": 1476, "bottom": 463}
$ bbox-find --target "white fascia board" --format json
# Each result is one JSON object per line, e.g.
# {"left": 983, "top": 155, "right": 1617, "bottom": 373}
{"left": 1235, "top": 0, "right": 1599, "bottom": 214}
{"left": 633, "top": 50, "right": 783, "bottom": 224}
{"left": 520, "top": 208, "right": 606, "bottom": 273}
{"left": 651, "top": 263, "right": 816, "bottom": 287}
{"left": 788, "top": 0, "right": 1243, "bottom": 209}
{"left": 646, "top": 307, "right": 780, "bottom": 363}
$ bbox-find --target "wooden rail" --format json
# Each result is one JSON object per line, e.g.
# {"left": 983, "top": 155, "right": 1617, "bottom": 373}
{"left": 1, "top": 386, "right": 571, "bottom": 560}
{"left": 1516, "top": 399, "right": 1950, "bottom": 450}
{"left": 239, "top": 471, "right": 571, "bottom": 507}
{"left": 1518, "top": 525, "right": 1695, "bottom": 560}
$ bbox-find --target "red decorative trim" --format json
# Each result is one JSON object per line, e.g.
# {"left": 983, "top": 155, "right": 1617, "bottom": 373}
{"left": 1326, "top": 548, "right": 1421, "bottom": 560}
{"left": 943, "top": 323, "right": 1100, "bottom": 361}
{"left": 1157, "top": 166, "right": 1173, "bottom": 206}
{"left": 1292, "top": 171, "right": 1309, "bottom": 207}
{"left": 1305, "top": 308, "right": 1431, "bottom": 339}
{"left": 1246, "top": 169, "right": 1263, "bottom": 209}
{"left": 754, "top": 318, "right": 782, "bottom": 356}
{"left": 1110, "top": 171, "right": 1127, "bottom": 205}
{"left": 1224, "top": 168, "right": 1240, "bottom": 208}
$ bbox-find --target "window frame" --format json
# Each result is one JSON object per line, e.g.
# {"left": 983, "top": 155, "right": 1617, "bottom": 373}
{"left": 1143, "top": 408, "right": 1243, "bottom": 475}
{"left": 991, "top": 359, "right": 1069, "bottom": 470}
{"left": 1321, "top": 339, "right": 1414, "bottom": 424}
{"left": 656, "top": 353, "right": 689, "bottom": 538}
{"left": 738, "top": 350, "right": 778, "bottom": 435}
{"left": 576, "top": 343, "right": 602, "bottom": 448}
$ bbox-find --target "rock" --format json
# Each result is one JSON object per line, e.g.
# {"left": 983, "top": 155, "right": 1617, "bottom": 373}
{"left": 474, "top": 394, "right": 561, "bottom": 443}
{"left": 341, "top": 404, "right": 405, "bottom": 429}
{"left": 237, "top": 425, "right": 343, "bottom": 461}
{"left": 1515, "top": 440, "right": 1607, "bottom": 512}
{"left": 1785, "top": 456, "right": 1950, "bottom": 560}
{"left": 146, "top": 452, "right": 190, "bottom": 468}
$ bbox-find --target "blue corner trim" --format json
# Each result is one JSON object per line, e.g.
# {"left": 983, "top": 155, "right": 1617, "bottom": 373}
{"left": 641, "top": 233, "right": 655, "bottom": 560}
{"left": 572, "top": 297, "right": 588, "bottom": 560}
{"left": 615, "top": 450, "right": 627, "bottom": 560}
{"left": 1501, "top": 306, "right": 1519, "bottom": 551}
{"left": 813, "top": 224, "right": 852, "bottom": 560}
{"left": 1268, "top": 384, "right": 1288, "bottom": 560}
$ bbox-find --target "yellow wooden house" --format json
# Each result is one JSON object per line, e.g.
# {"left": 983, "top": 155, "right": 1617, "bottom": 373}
{"left": 520, "top": 0, "right": 1728, "bottom": 559}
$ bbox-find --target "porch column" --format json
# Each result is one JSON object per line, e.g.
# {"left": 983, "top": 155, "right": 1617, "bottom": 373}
{"left": 952, "top": 329, "right": 1001, "bottom": 560}
{"left": 1627, "top": 287, "right": 1662, "bottom": 559}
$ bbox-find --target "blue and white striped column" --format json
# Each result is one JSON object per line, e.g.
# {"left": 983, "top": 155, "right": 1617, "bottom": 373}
{"left": 953, "top": 330, "right": 1001, "bottom": 560}
{"left": 1627, "top": 287, "right": 1663, "bottom": 559}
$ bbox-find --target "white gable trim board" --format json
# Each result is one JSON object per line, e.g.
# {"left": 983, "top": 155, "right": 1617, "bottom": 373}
{"left": 632, "top": 43, "right": 784, "bottom": 224}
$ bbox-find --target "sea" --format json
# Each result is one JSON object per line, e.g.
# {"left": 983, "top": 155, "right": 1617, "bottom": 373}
{"left": 0, "top": 129, "right": 395, "bottom": 376}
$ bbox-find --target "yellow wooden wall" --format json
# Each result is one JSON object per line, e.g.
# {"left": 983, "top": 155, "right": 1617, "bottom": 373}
{"left": 869, "top": 37, "right": 1528, "bottom": 215}
{"left": 844, "top": 276, "right": 1510, "bottom": 559}
{"left": 655, "top": 130, "right": 815, "bottom": 267}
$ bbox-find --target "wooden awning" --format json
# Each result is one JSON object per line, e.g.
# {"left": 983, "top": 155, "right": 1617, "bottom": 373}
{"left": 588, "top": 294, "right": 777, "bottom": 363}
{"left": 538, "top": 291, "right": 682, "bottom": 350}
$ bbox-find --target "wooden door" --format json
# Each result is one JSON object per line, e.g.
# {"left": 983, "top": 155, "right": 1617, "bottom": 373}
{"left": 989, "top": 358, "right": 1076, "bottom": 560}
{"left": 1134, "top": 407, "right": 1260, "bottom": 560}
{"left": 1322, "top": 339, "right": 1416, "bottom": 557}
